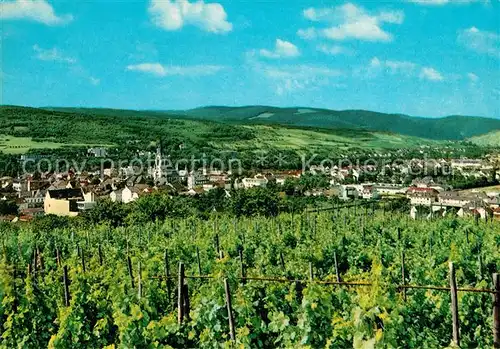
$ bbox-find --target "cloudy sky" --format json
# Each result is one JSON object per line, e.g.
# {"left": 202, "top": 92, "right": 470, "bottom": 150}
{"left": 1, "top": 0, "right": 499, "bottom": 118}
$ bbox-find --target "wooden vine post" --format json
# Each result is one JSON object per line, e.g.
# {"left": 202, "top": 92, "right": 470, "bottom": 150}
{"left": 178, "top": 262, "right": 185, "bottom": 324}
{"left": 127, "top": 255, "right": 134, "bottom": 289}
{"left": 32, "top": 247, "right": 38, "bottom": 277}
{"left": 224, "top": 278, "right": 236, "bottom": 342}
{"left": 63, "top": 265, "right": 70, "bottom": 307}
{"left": 279, "top": 251, "right": 286, "bottom": 273}
{"left": 12, "top": 264, "right": 18, "bottom": 313}
{"left": 56, "top": 247, "right": 61, "bottom": 268}
{"left": 309, "top": 262, "right": 314, "bottom": 281}
{"left": 478, "top": 253, "right": 483, "bottom": 280}
{"left": 239, "top": 249, "right": 246, "bottom": 284}
{"left": 38, "top": 247, "right": 45, "bottom": 271}
{"left": 449, "top": 262, "right": 460, "bottom": 347}
{"left": 401, "top": 251, "right": 407, "bottom": 302}
{"left": 334, "top": 251, "right": 340, "bottom": 283}
{"left": 164, "top": 250, "right": 171, "bottom": 306}
{"left": 215, "top": 234, "right": 220, "bottom": 256}
{"left": 196, "top": 247, "right": 202, "bottom": 275}
{"left": 81, "top": 248, "right": 86, "bottom": 273}
{"left": 183, "top": 281, "right": 191, "bottom": 322}
{"left": 137, "top": 262, "right": 142, "bottom": 300}
{"left": 98, "top": 244, "right": 103, "bottom": 266}
{"left": 493, "top": 273, "right": 499, "bottom": 348}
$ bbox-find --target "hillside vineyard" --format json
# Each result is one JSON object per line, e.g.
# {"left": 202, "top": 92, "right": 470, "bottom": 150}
{"left": 1, "top": 209, "right": 499, "bottom": 348}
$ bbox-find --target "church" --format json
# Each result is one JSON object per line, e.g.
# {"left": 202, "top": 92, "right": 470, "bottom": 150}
{"left": 149, "top": 146, "right": 179, "bottom": 185}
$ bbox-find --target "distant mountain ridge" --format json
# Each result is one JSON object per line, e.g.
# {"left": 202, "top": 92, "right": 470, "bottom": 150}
{"left": 43, "top": 105, "right": 500, "bottom": 141}
{"left": 173, "top": 106, "right": 500, "bottom": 141}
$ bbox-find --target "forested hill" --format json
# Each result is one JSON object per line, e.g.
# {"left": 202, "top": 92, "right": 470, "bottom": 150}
{"left": 44, "top": 105, "right": 500, "bottom": 141}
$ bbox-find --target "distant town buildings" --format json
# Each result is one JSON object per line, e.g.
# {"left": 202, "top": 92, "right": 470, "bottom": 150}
{"left": 87, "top": 147, "right": 108, "bottom": 157}
{"left": 1, "top": 152, "right": 499, "bottom": 221}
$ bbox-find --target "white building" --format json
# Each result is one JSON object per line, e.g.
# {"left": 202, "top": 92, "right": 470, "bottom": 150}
{"left": 406, "top": 187, "right": 439, "bottom": 206}
{"left": 375, "top": 185, "right": 408, "bottom": 196}
{"left": 121, "top": 185, "right": 151, "bottom": 204}
{"left": 451, "top": 159, "right": 483, "bottom": 170}
{"left": 88, "top": 147, "right": 108, "bottom": 157}
{"left": 242, "top": 175, "right": 268, "bottom": 189}
{"left": 438, "top": 192, "right": 475, "bottom": 208}
{"left": 187, "top": 170, "right": 210, "bottom": 189}
{"left": 362, "top": 186, "right": 379, "bottom": 200}
{"left": 339, "top": 185, "right": 361, "bottom": 200}
{"left": 110, "top": 189, "right": 123, "bottom": 203}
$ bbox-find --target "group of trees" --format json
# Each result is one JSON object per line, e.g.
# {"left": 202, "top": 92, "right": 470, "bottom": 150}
{"left": 447, "top": 171, "right": 499, "bottom": 190}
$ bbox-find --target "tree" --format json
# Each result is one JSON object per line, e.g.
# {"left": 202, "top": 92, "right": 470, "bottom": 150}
{"left": 282, "top": 177, "right": 298, "bottom": 196}
{"left": 195, "top": 188, "right": 228, "bottom": 215}
{"left": 230, "top": 187, "right": 280, "bottom": 217}
{"left": 81, "top": 199, "right": 129, "bottom": 227}
{"left": 0, "top": 200, "right": 18, "bottom": 216}
{"left": 32, "top": 215, "right": 72, "bottom": 234}
{"left": 126, "top": 193, "right": 194, "bottom": 224}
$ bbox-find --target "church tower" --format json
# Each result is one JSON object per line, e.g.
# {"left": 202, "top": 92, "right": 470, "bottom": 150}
{"left": 154, "top": 145, "right": 163, "bottom": 182}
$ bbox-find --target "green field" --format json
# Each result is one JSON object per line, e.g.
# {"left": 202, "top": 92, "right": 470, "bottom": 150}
{"left": 0, "top": 135, "right": 66, "bottom": 154}
{"left": 0, "top": 135, "right": 110, "bottom": 154}
{"left": 209, "top": 125, "right": 445, "bottom": 153}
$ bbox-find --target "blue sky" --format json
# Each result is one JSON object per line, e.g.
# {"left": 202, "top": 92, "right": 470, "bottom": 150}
{"left": 1, "top": 0, "right": 499, "bottom": 118}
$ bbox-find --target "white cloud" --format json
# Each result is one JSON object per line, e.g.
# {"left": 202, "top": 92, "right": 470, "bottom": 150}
{"left": 33, "top": 45, "right": 76, "bottom": 64}
{"left": 299, "top": 3, "right": 404, "bottom": 42}
{"left": 420, "top": 67, "right": 444, "bottom": 81}
{"left": 148, "top": 0, "right": 232, "bottom": 33}
{"left": 0, "top": 0, "right": 72, "bottom": 25}
{"left": 360, "top": 57, "right": 443, "bottom": 81}
{"left": 409, "top": 0, "right": 487, "bottom": 5}
{"left": 370, "top": 57, "right": 382, "bottom": 67}
{"left": 89, "top": 77, "right": 100, "bottom": 86}
{"left": 297, "top": 28, "right": 318, "bottom": 40}
{"left": 458, "top": 27, "right": 500, "bottom": 58}
{"left": 367, "top": 57, "right": 416, "bottom": 75}
{"left": 260, "top": 39, "right": 300, "bottom": 59}
{"left": 384, "top": 60, "right": 417, "bottom": 74}
{"left": 126, "top": 62, "right": 225, "bottom": 77}
{"left": 263, "top": 65, "right": 341, "bottom": 79}
{"left": 253, "top": 62, "right": 342, "bottom": 95}
{"left": 467, "top": 72, "right": 479, "bottom": 82}
{"left": 127, "top": 63, "right": 166, "bottom": 76}
{"left": 317, "top": 44, "right": 352, "bottom": 55}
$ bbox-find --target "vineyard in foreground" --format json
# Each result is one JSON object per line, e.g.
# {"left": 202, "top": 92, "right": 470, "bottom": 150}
{"left": 1, "top": 210, "right": 499, "bottom": 348}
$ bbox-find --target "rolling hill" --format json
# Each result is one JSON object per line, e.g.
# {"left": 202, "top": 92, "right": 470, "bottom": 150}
{"left": 173, "top": 106, "right": 500, "bottom": 141}
{"left": 1, "top": 105, "right": 454, "bottom": 155}
{"left": 45, "top": 105, "right": 500, "bottom": 141}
